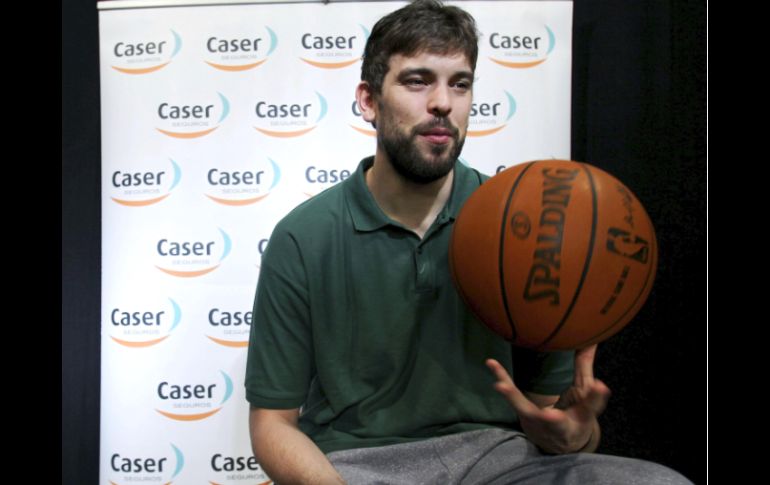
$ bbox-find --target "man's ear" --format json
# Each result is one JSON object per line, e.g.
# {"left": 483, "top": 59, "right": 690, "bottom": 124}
{"left": 355, "top": 81, "right": 377, "bottom": 126}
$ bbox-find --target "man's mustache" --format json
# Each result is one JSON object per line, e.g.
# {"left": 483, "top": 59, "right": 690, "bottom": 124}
{"left": 412, "top": 118, "right": 459, "bottom": 138}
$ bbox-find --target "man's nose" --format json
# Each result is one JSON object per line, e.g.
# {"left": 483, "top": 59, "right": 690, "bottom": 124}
{"left": 427, "top": 85, "right": 451, "bottom": 117}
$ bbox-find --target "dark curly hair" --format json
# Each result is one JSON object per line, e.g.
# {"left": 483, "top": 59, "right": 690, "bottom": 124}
{"left": 361, "top": 0, "right": 480, "bottom": 96}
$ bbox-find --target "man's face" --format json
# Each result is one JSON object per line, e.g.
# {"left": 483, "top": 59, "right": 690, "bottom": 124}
{"left": 373, "top": 51, "right": 474, "bottom": 184}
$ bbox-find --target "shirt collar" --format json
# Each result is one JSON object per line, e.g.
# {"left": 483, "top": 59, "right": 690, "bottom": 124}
{"left": 345, "top": 156, "right": 480, "bottom": 233}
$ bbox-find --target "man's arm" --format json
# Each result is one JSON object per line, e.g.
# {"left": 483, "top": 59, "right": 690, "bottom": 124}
{"left": 250, "top": 406, "right": 345, "bottom": 485}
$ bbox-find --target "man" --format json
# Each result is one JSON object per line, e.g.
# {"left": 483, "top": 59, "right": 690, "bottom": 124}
{"left": 245, "top": 1, "right": 692, "bottom": 483}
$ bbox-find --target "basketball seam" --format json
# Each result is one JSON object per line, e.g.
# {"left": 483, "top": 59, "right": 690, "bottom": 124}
{"left": 499, "top": 161, "right": 536, "bottom": 342}
{"left": 538, "top": 162, "right": 598, "bottom": 350}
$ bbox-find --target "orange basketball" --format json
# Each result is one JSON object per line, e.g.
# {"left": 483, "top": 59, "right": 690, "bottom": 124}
{"left": 450, "top": 160, "right": 658, "bottom": 351}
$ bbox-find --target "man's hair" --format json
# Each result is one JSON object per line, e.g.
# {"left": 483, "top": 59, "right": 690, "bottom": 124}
{"left": 361, "top": 0, "right": 480, "bottom": 96}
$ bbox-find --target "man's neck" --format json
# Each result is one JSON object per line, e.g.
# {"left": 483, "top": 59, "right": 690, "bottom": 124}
{"left": 365, "top": 152, "right": 454, "bottom": 240}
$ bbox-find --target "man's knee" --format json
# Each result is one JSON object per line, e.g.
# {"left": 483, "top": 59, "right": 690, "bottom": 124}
{"left": 584, "top": 454, "right": 693, "bottom": 485}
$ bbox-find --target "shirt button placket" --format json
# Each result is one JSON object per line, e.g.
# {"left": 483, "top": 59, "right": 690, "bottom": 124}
{"left": 415, "top": 245, "right": 431, "bottom": 291}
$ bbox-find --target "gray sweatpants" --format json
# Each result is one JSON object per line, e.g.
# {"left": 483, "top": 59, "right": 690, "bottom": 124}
{"left": 326, "top": 428, "right": 693, "bottom": 485}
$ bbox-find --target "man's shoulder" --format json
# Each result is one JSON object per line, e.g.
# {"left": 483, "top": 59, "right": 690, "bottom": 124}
{"left": 273, "top": 180, "right": 349, "bottom": 237}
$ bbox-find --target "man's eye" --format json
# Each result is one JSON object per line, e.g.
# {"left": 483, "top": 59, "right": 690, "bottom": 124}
{"left": 406, "top": 79, "right": 427, "bottom": 86}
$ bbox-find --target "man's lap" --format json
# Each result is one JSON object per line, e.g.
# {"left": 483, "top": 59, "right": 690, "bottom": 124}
{"left": 326, "top": 428, "right": 692, "bottom": 485}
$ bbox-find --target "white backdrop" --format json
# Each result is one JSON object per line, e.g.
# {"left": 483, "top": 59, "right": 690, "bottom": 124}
{"left": 98, "top": 0, "right": 573, "bottom": 482}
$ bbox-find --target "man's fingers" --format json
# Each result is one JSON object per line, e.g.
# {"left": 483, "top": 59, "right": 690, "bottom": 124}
{"left": 574, "top": 344, "right": 598, "bottom": 388}
{"left": 485, "top": 359, "right": 540, "bottom": 417}
{"left": 570, "top": 380, "right": 611, "bottom": 423}
{"left": 585, "top": 379, "right": 611, "bottom": 416}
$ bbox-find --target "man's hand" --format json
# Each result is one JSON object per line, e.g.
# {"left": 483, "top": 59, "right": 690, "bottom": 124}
{"left": 486, "top": 345, "right": 611, "bottom": 454}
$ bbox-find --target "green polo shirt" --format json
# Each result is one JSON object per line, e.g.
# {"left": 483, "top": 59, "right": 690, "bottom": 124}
{"left": 245, "top": 156, "right": 574, "bottom": 454}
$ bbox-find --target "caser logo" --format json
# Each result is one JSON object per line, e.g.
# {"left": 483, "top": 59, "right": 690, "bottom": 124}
{"left": 156, "top": 92, "right": 230, "bottom": 139}
{"left": 111, "top": 30, "right": 182, "bottom": 75}
{"left": 253, "top": 92, "right": 327, "bottom": 138}
{"left": 209, "top": 452, "right": 271, "bottom": 485}
{"left": 302, "top": 164, "right": 353, "bottom": 197}
{"left": 206, "top": 305, "right": 252, "bottom": 348}
{"left": 487, "top": 25, "right": 555, "bottom": 68}
{"left": 204, "top": 26, "right": 278, "bottom": 72}
{"left": 299, "top": 25, "right": 369, "bottom": 69}
{"left": 155, "top": 228, "right": 232, "bottom": 278}
{"left": 205, "top": 158, "right": 281, "bottom": 206}
{"left": 109, "top": 298, "right": 182, "bottom": 348}
{"left": 467, "top": 91, "right": 516, "bottom": 137}
{"left": 155, "top": 370, "right": 233, "bottom": 421}
{"left": 109, "top": 443, "right": 184, "bottom": 485}
{"left": 110, "top": 159, "right": 182, "bottom": 207}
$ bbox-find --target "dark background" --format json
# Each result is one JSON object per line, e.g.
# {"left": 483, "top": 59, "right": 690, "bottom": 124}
{"left": 62, "top": 1, "right": 706, "bottom": 483}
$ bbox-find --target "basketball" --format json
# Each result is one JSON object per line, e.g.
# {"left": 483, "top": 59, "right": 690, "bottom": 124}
{"left": 449, "top": 160, "right": 658, "bottom": 351}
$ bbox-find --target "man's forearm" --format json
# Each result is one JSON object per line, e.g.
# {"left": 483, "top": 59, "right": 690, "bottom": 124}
{"left": 251, "top": 411, "right": 345, "bottom": 485}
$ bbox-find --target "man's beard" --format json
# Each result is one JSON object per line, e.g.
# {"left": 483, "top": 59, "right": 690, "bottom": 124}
{"left": 377, "top": 112, "right": 466, "bottom": 184}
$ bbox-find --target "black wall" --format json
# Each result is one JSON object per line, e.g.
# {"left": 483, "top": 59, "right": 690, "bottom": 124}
{"left": 62, "top": 1, "right": 705, "bottom": 483}
{"left": 571, "top": 2, "right": 705, "bottom": 483}
{"left": 63, "top": 0, "right": 101, "bottom": 484}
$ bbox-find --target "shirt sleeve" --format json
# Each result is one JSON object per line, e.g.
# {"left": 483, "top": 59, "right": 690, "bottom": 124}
{"left": 245, "top": 224, "right": 314, "bottom": 409}
{"left": 512, "top": 347, "right": 575, "bottom": 396}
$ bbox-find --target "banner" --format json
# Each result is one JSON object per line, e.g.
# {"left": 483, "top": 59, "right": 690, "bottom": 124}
{"left": 98, "top": 0, "right": 573, "bottom": 482}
